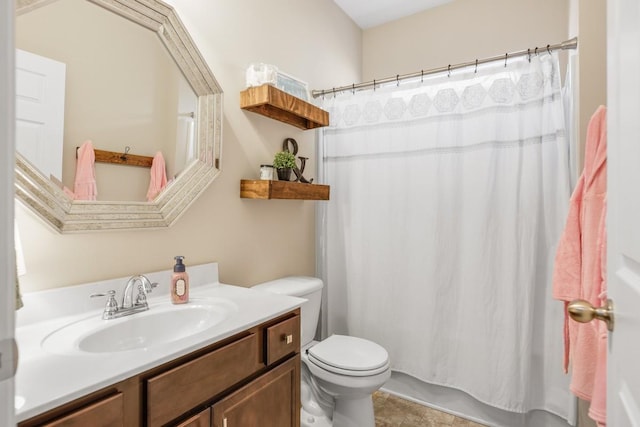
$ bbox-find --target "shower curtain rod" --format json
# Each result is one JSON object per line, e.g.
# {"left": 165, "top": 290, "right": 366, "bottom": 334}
{"left": 311, "top": 37, "right": 578, "bottom": 98}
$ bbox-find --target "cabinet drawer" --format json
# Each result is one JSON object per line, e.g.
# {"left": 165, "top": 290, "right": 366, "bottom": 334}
{"left": 146, "top": 333, "right": 260, "bottom": 426}
{"left": 42, "top": 393, "right": 123, "bottom": 427}
{"left": 266, "top": 315, "right": 300, "bottom": 365}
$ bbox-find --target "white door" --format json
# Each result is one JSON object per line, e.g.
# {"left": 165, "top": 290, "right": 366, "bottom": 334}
{"left": 15, "top": 48, "right": 65, "bottom": 181}
{"left": 0, "top": 0, "right": 17, "bottom": 425}
{"left": 607, "top": 0, "right": 640, "bottom": 425}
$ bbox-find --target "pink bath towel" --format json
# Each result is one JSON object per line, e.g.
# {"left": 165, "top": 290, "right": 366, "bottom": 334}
{"left": 589, "top": 198, "right": 607, "bottom": 426}
{"left": 146, "top": 151, "right": 167, "bottom": 201}
{"left": 552, "top": 106, "right": 607, "bottom": 423}
{"left": 70, "top": 140, "right": 97, "bottom": 201}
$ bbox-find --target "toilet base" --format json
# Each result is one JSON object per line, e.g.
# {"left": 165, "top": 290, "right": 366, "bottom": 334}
{"left": 301, "top": 406, "right": 332, "bottom": 427}
{"left": 300, "top": 394, "right": 376, "bottom": 427}
{"left": 332, "top": 394, "right": 375, "bottom": 427}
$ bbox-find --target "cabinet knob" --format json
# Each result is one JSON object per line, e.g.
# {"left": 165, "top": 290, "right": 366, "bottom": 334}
{"left": 283, "top": 334, "right": 293, "bottom": 345}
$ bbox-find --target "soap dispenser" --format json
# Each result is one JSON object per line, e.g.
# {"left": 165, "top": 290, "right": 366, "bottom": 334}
{"left": 171, "top": 256, "right": 189, "bottom": 304}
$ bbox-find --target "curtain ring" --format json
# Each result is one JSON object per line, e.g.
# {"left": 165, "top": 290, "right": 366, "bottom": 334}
{"left": 321, "top": 90, "right": 325, "bottom": 100}
{"left": 421, "top": 70, "right": 424, "bottom": 83}
{"left": 504, "top": 53, "right": 508, "bottom": 68}
{"left": 474, "top": 59, "right": 478, "bottom": 74}
{"left": 373, "top": 79, "right": 376, "bottom": 91}
{"left": 396, "top": 74, "right": 400, "bottom": 87}
{"left": 535, "top": 47, "right": 539, "bottom": 56}
{"left": 547, "top": 44, "right": 552, "bottom": 55}
{"left": 352, "top": 83, "right": 355, "bottom": 95}
{"left": 447, "top": 64, "right": 451, "bottom": 78}
{"left": 527, "top": 48, "right": 531, "bottom": 63}
{"left": 332, "top": 87, "right": 336, "bottom": 97}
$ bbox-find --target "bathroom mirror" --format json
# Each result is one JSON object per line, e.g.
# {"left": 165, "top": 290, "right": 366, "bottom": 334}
{"left": 15, "top": 0, "right": 223, "bottom": 232}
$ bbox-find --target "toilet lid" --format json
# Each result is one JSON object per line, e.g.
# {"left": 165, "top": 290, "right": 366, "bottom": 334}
{"left": 307, "top": 335, "right": 389, "bottom": 376}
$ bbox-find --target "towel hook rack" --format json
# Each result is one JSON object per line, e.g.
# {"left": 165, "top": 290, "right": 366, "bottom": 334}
{"left": 76, "top": 145, "right": 154, "bottom": 168}
{"left": 121, "top": 146, "right": 131, "bottom": 161}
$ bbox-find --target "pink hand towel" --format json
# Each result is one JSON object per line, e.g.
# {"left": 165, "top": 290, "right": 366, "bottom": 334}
{"left": 146, "top": 151, "right": 167, "bottom": 201}
{"left": 72, "top": 140, "right": 97, "bottom": 201}
{"left": 552, "top": 106, "right": 607, "bottom": 404}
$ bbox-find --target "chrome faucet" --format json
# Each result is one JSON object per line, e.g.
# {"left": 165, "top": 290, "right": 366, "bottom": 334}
{"left": 91, "top": 275, "right": 158, "bottom": 320}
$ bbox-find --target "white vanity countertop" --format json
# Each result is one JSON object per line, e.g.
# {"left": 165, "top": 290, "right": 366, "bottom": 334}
{"left": 14, "top": 263, "right": 304, "bottom": 422}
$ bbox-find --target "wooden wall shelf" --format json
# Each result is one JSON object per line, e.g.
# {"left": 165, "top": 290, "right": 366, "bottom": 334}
{"left": 240, "top": 180, "right": 330, "bottom": 200}
{"left": 240, "top": 85, "right": 329, "bottom": 130}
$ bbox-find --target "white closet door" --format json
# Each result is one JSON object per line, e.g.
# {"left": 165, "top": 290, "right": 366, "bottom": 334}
{"left": 0, "top": 0, "right": 17, "bottom": 425}
{"left": 15, "top": 48, "right": 66, "bottom": 181}
{"left": 607, "top": 0, "right": 640, "bottom": 425}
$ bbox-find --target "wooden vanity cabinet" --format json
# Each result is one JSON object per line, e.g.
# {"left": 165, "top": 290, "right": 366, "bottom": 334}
{"left": 19, "top": 309, "right": 300, "bottom": 427}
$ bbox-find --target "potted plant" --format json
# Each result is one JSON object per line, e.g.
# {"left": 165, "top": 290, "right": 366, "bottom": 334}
{"left": 273, "top": 151, "right": 296, "bottom": 181}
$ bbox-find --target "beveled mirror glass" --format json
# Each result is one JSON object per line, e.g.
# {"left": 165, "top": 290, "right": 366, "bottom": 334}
{"left": 15, "top": 0, "right": 223, "bottom": 232}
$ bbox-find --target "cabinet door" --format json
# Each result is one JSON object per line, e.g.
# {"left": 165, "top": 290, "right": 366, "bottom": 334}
{"left": 212, "top": 356, "right": 300, "bottom": 427}
{"left": 42, "top": 393, "right": 123, "bottom": 427}
{"left": 175, "top": 408, "right": 211, "bottom": 427}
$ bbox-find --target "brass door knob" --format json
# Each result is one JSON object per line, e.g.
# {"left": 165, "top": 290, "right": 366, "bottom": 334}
{"left": 567, "top": 299, "right": 614, "bottom": 331}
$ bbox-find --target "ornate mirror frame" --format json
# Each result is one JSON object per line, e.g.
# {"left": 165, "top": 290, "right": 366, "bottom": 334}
{"left": 15, "top": 0, "right": 223, "bottom": 233}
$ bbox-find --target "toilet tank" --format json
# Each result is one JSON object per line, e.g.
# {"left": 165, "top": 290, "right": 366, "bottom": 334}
{"left": 252, "top": 276, "right": 323, "bottom": 347}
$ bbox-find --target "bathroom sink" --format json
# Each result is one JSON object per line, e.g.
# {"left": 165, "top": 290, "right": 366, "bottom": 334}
{"left": 41, "top": 298, "right": 237, "bottom": 354}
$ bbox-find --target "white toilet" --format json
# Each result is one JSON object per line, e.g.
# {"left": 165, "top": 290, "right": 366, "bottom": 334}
{"left": 253, "top": 276, "right": 390, "bottom": 427}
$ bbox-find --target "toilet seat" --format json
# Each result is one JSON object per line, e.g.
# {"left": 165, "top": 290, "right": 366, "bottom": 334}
{"left": 307, "top": 335, "right": 390, "bottom": 377}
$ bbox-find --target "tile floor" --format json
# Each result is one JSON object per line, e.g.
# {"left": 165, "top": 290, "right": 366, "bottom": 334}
{"left": 373, "top": 391, "right": 487, "bottom": 427}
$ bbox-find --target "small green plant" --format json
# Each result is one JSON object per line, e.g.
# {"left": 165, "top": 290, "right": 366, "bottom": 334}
{"left": 273, "top": 151, "right": 296, "bottom": 169}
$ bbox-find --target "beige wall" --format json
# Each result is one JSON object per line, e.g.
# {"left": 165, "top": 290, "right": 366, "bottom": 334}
{"left": 362, "top": 0, "right": 570, "bottom": 81}
{"left": 15, "top": 0, "right": 361, "bottom": 291}
{"left": 577, "top": 0, "right": 607, "bottom": 172}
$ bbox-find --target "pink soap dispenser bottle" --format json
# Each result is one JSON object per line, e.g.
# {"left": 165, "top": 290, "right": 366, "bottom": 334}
{"left": 171, "top": 256, "right": 189, "bottom": 304}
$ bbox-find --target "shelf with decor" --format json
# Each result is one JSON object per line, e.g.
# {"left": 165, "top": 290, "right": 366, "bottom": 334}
{"left": 240, "top": 84, "right": 329, "bottom": 130}
{"left": 240, "top": 180, "right": 330, "bottom": 200}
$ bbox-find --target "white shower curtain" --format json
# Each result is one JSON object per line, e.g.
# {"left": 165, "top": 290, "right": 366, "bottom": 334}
{"left": 318, "top": 52, "right": 573, "bottom": 420}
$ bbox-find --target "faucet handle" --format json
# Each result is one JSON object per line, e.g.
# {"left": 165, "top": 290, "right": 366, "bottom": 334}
{"left": 91, "top": 290, "right": 119, "bottom": 318}
{"left": 135, "top": 284, "right": 148, "bottom": 306}
{"left": 140, "top": 275, "right": 157, "bottom": 294}
{"left": 143, "top": 282, "right": 158, "bottom": 294}
{"left": 133, "top": 276, "right": 157, "bottom": 305}
{"left": 134, "top": 282, "right": 158, "bottom": 304}
{"left": 90, "top": 289, "right": 116, "bottom": 299}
